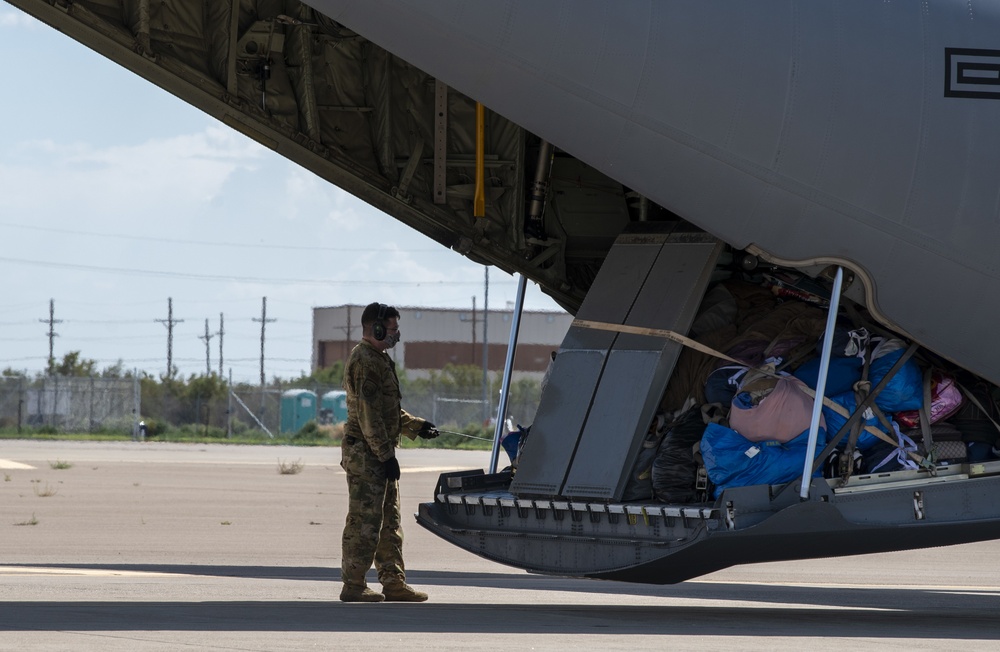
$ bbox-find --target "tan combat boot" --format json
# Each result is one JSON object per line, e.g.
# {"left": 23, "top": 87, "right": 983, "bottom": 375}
{"left": 382, "top": 582, "right": 428, "bottom": 602}
{"left": 340, "top": 585, "right": 385, "bottom": 602}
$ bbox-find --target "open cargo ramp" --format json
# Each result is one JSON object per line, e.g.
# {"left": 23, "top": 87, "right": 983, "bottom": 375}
{"left": 512, "top": 223, "right": 723, "bottom": 501}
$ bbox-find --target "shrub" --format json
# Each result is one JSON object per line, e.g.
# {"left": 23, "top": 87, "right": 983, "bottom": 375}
{"left": 141, "top": 418, "right": 165, "bottom": 438}
{"left": 292, "top": 420, "right": 336, "bottom": 444}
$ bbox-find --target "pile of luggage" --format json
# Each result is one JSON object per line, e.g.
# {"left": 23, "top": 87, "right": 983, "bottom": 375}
{"left": 627, "top": 272, "right": 1000, "bottom": 503}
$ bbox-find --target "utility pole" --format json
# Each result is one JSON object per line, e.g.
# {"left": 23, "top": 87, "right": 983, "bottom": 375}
{"left": 471, "top": 295, "right": 477, "bottom": 364}
{"left": 482, "top": 267, "right": 490, "bottom": 423}
{"left": 227, "top": 368, "right": 233, "bottom": 438}
{"left": 198, "top": 318, "right": 214, "bottom": 376}
{"left": 217, "top": 313, "right": 225, "bottom": 378}
{"left": 39, "top": 298, "right": 62, "bottom": 375}
{"left": 156, "top": 297, "right": 184, "bottom": 379}
{"left": 252, "top": 297, "right": 276, "bottom": 387}
{"left": 345, "top": 305, "right": 352, "bottom": 361}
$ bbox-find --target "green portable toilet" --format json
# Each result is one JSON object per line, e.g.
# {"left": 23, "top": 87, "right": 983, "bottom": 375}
{"left": 321, "top": 390, "right": 348, "bottom": 425}
{"left": 280, "top": 389, "right": 317, "bottom": 433}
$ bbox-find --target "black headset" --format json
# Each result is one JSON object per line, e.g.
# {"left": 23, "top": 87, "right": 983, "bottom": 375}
{"left": 371, "top": 303, "right": 389, "bottom": 341}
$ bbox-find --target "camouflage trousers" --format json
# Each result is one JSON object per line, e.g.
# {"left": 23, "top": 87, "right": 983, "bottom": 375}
{"left": 340, "top": 437, "right": 406, "bottom": 589}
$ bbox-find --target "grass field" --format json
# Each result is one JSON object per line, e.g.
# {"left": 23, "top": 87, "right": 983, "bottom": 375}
{"left": 0, "top": 423, "right": 495, "bottom": 450}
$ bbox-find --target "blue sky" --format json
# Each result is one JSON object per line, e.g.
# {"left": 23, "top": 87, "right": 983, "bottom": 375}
{"left": 0, "top": 7, "right": 561, "bottom": 382}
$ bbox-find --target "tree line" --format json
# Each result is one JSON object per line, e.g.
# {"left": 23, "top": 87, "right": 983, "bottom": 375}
{"left": 2, "top": 351, "right": 543, "bottom": 439}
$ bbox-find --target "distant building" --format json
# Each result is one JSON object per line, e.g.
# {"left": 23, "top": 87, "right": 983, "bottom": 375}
{"left": 312, "top": 305, "right": 572, "bottom": 379}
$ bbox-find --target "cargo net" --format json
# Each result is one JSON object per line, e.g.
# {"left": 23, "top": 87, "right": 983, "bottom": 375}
{"left": 0, "top": 376, "right": 136, "bottom": 434}
{"left": 617, "top": 262, "right": 1000, "bottom": 504}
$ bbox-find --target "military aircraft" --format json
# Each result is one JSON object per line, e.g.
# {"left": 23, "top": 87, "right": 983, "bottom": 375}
{"left": 9, "top": 0, "right": 1000, "bottom": 583}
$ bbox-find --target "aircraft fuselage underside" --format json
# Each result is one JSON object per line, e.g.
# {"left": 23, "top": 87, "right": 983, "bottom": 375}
{"left": 419, "top": 465, "right": 1000, "bottom": 584}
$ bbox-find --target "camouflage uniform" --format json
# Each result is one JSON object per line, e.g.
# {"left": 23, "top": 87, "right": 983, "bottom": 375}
{"left": 341, "top": 339, "right": 426, "bottom": 591}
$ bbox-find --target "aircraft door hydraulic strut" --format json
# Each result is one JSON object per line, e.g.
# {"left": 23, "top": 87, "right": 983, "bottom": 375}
{"left": 800, "top": 266, "right": 844, "bottom": 499}
{"left": 489, "top": 275, "right": 528, "bottom": 474}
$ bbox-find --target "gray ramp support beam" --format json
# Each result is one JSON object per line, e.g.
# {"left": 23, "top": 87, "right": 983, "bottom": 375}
{"left": 511, "top": 224, "right": 722, "bottom": 500}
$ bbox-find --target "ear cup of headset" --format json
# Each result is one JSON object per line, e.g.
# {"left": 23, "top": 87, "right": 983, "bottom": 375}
{"left": 372, "top": 304, "right": 388, "bottom": 341}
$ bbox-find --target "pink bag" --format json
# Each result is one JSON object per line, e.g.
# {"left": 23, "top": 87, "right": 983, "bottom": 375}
{"left": 895, "top": 371, "right": 964, "bottom": 429}
{"left": 729, "top": 376, "right": 826, "bottom": 443}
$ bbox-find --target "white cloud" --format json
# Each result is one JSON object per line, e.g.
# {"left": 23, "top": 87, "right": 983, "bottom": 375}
{"left": 279, "top": 166, "right": 363, "bottom": 233}
{"left": 0, "top": 10, "right": 41, "bottom": 29}
{"left": 0, "top": 125, "right": 264, "bottom": 227}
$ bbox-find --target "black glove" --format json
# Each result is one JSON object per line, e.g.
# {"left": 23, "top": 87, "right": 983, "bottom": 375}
{"left": 383, "top": 457, "right": 401, "bottom": 481}
{"left": 419, "top": 421, "right": 439, "bottom": 439}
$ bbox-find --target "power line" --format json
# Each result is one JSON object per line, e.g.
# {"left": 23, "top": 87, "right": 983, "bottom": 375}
{"left": 1, "top": 302, "right": 44, "bottom": 311}
{"left": 34, "top": 335, "right": 161, "bottom": 342}
{"left": 0, "top": 255, "right": 496, "bottom": 287}
{"left": 223, "top": 357, "right": 309, "bottom": 363}
{"left": 0, "top": 220, "right": 440, "bottom": 253}
{"left": 59, "top": 319, "right": 161, "bottom": 324}
{"left": 58, "top": 299, "right": 171, "bottom": 306}
{"left": 0, "top": 355, "right": 309, "bottom": 364}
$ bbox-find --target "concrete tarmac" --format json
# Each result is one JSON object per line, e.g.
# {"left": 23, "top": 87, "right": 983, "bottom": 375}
{"left": 2, "top": 439, "right": 999, "bottom": 651}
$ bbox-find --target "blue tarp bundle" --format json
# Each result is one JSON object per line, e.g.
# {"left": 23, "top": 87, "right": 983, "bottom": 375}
{"left": 821, "top": 391, "right": 891, "bottom": 451}
{"left": 793, "top": 355, "right": 863, "bottom": 397}
{"left": 868, "top": 347, "right": 923, "bottom": 412}
{"left": 700, "top": 422, "right": 826, "bottom": 498}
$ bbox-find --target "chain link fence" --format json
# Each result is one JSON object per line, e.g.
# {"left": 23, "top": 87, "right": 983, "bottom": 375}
{"left": 0, "top": 376, "right": 139, "bottom": 434}
{"left": 0, "top": 375, "right": 543, "bottom": 438}
{"left": 403, "top": 384, "right": 541, "bottom": 429}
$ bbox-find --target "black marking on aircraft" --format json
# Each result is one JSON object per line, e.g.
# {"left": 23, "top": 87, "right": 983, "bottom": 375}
{"left": 945, "top": 48, "right": 1000, "bottom": 99}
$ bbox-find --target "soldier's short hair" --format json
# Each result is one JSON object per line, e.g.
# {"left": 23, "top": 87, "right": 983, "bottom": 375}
{"left": 361, "top": 302, "right": 400, "bottom": 327}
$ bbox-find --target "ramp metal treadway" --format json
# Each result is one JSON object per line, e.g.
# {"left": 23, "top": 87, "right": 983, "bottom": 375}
{"left": 511, "top": 223, "right": 722, "bottom": 500}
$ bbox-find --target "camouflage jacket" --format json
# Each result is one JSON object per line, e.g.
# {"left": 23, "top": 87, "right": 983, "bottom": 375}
{"left": 343, "top": 340, "right": 425, "bottom": 462}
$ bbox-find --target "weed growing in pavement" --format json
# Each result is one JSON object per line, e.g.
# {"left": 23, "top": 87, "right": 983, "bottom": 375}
{"left": 49, "top": 460, "right": 73, "bottom": 470}
{"left": 277, "top": 459, "right": 304, "bottom": 475}
{"left": 14, "top": 514, "right": 39, "bottom": 526}
{"left": 34, "top": 483, "right": 58, "bottom": 497}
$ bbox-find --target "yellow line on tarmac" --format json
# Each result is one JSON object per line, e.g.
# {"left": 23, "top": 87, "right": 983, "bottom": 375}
{"left": 0, "top": 459, "right": 34, "bottom": 469}
{"left": 0, "top": 566, "right": 190, "bottom": 578}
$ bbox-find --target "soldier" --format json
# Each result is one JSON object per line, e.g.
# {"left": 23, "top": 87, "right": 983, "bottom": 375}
{"left": 339, "top": 302, "right": 439, "bottom": 602}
